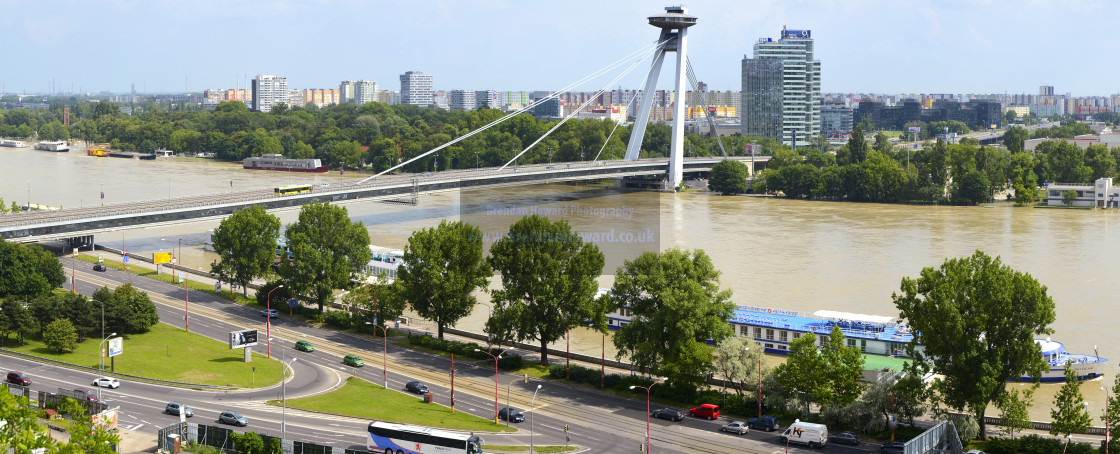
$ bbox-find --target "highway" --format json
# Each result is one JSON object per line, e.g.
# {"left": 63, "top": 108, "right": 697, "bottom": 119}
{"left": 1, "top": 264, "right": 876, "bottom": 454}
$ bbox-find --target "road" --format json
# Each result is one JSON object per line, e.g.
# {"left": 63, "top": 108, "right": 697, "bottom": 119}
{"left": 1, "top": 264, "right": 883, "bottom": 454}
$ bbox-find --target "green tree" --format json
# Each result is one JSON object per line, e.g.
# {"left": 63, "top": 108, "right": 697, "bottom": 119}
{"left": 766, "top": 148, "right": 801, "bottom": 170}
{"left": 210, "top": 206, "right": 281, "bottom": 296}
{"left": 277, "top": 202, "right": 372, "bottom": 314}
{"left": 324, "top": 140, "right": 364, "bottom": 169}
{"left": 0, "top": 387, "right": 58, "bottom": 452}
{"left": 774, "top": 326, "right": 864, "bottom": 412}
{"left": 1050, "top": 366, "right": 1091, "bottom": 438}
{"left": 231, "top": 431, "right": 265, "bottom": 454}
{"left": 0, "top": 238, "right": 65, "bottom": 299}
{"left": 892, "top": 250, "right": 1055, "bottom": 439}
{"left": 848, "top": 124, "right": 868, "bottom": 164}
{"left": 1084, "top": 144, "right": 1115, "bottom": 180}
{"left": 289, "top": 141, "right": 315, "bottom": 159}
{"left": 43, "top": 318, "right": 78, "bottom": 353}
{"left": 707, "top": 160, "right": 749, "bottom": 195}
{"left": 997, "top": 385, "right": 1036, "bottom": 439}
{"left": 711, "top": 336, "right": 763, "bottom": 399}
{"left": 488, "top": 215, "right": 605, "bottom": 365}
{"left": 55, "top": 396, "right": 120, "bottom": 454}
{"left": 1003, "top": 126, "right": 1030, "bottom": 154}
{"left": 954, "top": 170, "right": 991, "bottom": 205}
{"left": 873, "top": 132, "right": 892, "bottom": 153}
{"left": 344, "top": 278, "right": 404, "bottom": 335}
{"left": 394, "top": 221, "right": 491, "bottom": 339}
{"left": 1062, "top": 190, "right": 1078, "bottom": 207}
{"left": 90, "top": 284, "right": 160, "bottom": 335}
{"left": 1105, "top": 374, "right": 1120, "bottom": 450}
{"left": 1005, "top": 110, "right": 1019, "bottom": 125}
{"left": 0, "top": 298, "right": 36, "bottom": 346}
{"left": 611, "top": 248, "right": 735, "bottom": 391}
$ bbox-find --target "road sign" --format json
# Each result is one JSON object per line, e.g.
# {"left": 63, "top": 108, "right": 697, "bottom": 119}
{"left": 288, "top": 298, "right": 298, "bottom": 308}
{"left": 107, "top": 337, "right": 123, "bottom": 357}
{"left": 122, "top": 255, "right": 129, "bottom": 263}
{"left": 153, "top": 252, "right": 172, "bottom": 264}
{"left": 215, "top": 280, "right": 221, "bottom": 291}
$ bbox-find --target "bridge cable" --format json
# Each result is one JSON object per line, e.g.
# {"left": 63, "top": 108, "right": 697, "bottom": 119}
{"left": 499, "top": 41, "right": 663, "bottom": 170}
{"left": 592, "top": 94, "right": 640, "bottom": 162}
{"left": 684, "top": 57, "right": 728, "bottom": 157}
{"left": 358, "top": 38, "right": 671, "bottom": 183}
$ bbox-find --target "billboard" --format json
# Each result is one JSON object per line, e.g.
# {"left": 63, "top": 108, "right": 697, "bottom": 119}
{"left": 107, "top": 337, "right": 123, "bottom": 358}
{"left": 153, "top": 252, "right": 172, "bottom": 264}
{"left": 91, "top": 407, "right": 119, "bottom": 432}
{"left": 229, "top": 329, "right": 258, "bottom": 349}
{"left": 781, "top": 29, "right": 811, "bottom": 39}
{"left": 908, "top": 127, "right": 921, "bottom": 133}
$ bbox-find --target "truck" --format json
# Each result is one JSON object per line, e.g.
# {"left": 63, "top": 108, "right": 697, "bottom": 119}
{"left": 779, "top": 420, "right": 828, "bottom": 448}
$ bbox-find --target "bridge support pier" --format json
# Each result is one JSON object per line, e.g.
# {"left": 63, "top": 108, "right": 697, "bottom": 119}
{"left": 64, "top": 235, "right": 95, "bottom": 252}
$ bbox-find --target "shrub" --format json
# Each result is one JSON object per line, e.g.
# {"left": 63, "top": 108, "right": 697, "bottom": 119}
{"left": 1020, "top": 434, "right": 1062, "bottom": 454}
{"left": 323, "top": 310, "right": 352, "bottom": 329}
{"left": 985, "top": 437, "right": 1020, "bottom": 454}
{"left": 498, "top": 354, "right": 523, "bottom": 370}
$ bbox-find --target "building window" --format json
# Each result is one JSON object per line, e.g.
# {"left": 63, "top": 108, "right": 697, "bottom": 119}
{"left": 779, "top": 331, "right": 788, "bottom": 342}
{"left": 819, "top": 335, "right": 828, "bottom": 346}
{"left": 740, "top": 325, "right": 750, "bottom": 337}
{"left": 847, "top": 339, "right": 856, "bottom": 347}
{"left": 754, "top": 327, "right": 762, "bottom": 338}
{"left": 766, "top": 329, "right": 774, "bottom": 340}
{"left": 860, "top": 339, "right": 867, "bottom": 353}
{"left": 778, "top": 345, "right": 787, "bottom": 351}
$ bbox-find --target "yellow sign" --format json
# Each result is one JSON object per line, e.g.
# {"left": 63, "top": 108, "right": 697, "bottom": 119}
{"left": 153, "top": 252, "right": 172, "bottom": 264}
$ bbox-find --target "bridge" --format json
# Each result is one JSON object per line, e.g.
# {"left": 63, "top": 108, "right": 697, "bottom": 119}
{"left": 0, "top": 156, "right": 768, "bottom": 243}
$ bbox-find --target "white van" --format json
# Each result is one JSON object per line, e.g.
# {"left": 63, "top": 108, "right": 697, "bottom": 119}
{"left": 779, "top": 420, "right": 828, "bottom": 448}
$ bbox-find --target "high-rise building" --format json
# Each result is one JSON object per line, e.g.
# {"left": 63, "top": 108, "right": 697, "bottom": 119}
{"left": 251, "top": 74, "right": 288, "bottom": 112}
{"left": 1040, "top": 85, "right": 1055, "bottom": 96}
{"left": 475, "top": 90, "right": 502, "bottom": 109}
{"left": 741, "top": 28, "right": 821, "bottom": 146}
{"left": 400, "top": 71, "right": 433, "bottom": 106}
{"left": 450, "top": 90, "right": 476, "bottom": 111}
{"left": 340, "top": 80, "right": 379, "bottom": 105}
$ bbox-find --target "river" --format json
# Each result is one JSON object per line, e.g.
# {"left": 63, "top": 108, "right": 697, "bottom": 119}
{"left": 3, "top": 145, "right": 1117, "bottom": 422}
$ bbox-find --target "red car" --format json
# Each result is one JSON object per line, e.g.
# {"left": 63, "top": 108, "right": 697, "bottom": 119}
{"left": 689, "top": 403, "right": 720, "bottom": 420}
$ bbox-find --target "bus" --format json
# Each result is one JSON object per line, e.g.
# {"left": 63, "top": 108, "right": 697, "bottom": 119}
{"left": 367, "top": 422, "right": 482, "bottom": 454}
{"left": 274, "top": 184, "right": 313, "bottom": 195}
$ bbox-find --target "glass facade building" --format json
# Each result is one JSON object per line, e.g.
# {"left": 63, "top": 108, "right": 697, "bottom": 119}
{"left": 741, "top": 29, "right": 821, "bottom": 146}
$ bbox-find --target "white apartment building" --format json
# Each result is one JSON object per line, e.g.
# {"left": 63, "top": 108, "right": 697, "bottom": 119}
{"left": 449, "top": 90, "right": 476, "bottom": 111}
{"left": 400, "top": 71, "right": 433, "bottom": 106}
{"left": 251, "top": 74, "right": 288, "bottom": 113}
{"left": 340, "top": 80, "right": 379, "bottom": 105}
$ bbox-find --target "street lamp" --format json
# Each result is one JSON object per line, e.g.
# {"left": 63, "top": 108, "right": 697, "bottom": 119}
{"left": 367, "top": 317, "right": 389, "bottom": 389}
{"left": 265, "top": 285, "right": 284, "bottom": 359}
{"left": 475, "top": 347, "right": 510, "bottom": 424}
{"left": 505, "top": 374, "right": 528, "bottom": 426}
{"left": 746, "top": 347, "right": 762, "bottom": 417}
{"left": 530, "top": 384, "right": 542, "bottom": 454}
{"left": 70, "top": 242, "right": 87, "bottom": 294}
{"left": 161, "top": 238, "right": 188, "bottom": 332}
{"left": 629, "top": 377, "right": 667, "bottom": 452}
{"left": 96, "top": 332, "right": 117, "bottom": 401}
{"left": 1103, "top": 385, "right": 1111, "bottom": 454}
{"left": 274, "top": 337, "right": 296, "bottom": 440}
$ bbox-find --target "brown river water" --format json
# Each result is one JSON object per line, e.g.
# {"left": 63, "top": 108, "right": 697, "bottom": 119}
{"left": 3, "top": 145, "right": 1118, "bottom": 423}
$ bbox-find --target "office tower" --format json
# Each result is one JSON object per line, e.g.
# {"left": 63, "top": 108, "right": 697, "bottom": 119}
{"left": 400, "top": 71, "right": 433, "bottom": 106}
{"left": 741, "top": 28, "right": 821, "bottom": 146}
{"left": 251, "top": 74, "right": 288, "bottom": 112}
{"left": 450, "top": 90, "right": 476, "bottom": 111}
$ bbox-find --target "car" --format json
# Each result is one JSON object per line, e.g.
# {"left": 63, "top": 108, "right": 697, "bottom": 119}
{"left": 880, "top": 441, "right": 906, "bottom": 453}
{"left": 5, "top": 371, "right": 31, "bottom": 386}
{"left": 689, "top": 403, "right": 720, "bottom": 420}
{"left": 92, "top": 263, "right": 107, "bottom": 272}
{"left": 830, "top": 432, "right": 860, "bottom": 445}
{"left": 218, "top": 410, "right": 248, "bottom": 426}
{"left": 721, "top": 420, "right": 750, "bottom": 435}
{"left": 498, "top": 407, "right": 525, "bottom": 423}
{"left": 405, "top": 381, "right": 429, "bottom": 394}
{"left": 92, "top": 377, "right": 120, "bottom": 389}
{"left": 650, "top": 408, "right": 684, "bottom": 422}
{"left": 747, "top": 415, "right": 780, "bottom": 431}
{"left": 965, "top": 451, "right": 986, "bottom": 454}
{"left": 73, "top": 388, "right": 98, "bottom": 401}
{"left": 343, "top": 354, "right": 364, "bottom": 367}
{"left": 295, "top": 340, "right": 314, "bottom": 352}
{"left": 260, "top": 308, "right": 278, "bottom": 319}
{"left": 165, "top": 402, "right": 194, "bottom": 418}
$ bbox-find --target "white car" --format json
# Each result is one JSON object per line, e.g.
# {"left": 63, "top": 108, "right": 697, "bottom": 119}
{"left": 92, "top": 377, "right": 120, "bottom": 389}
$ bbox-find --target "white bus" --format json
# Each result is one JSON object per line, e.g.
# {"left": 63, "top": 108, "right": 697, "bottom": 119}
{"left": 367, "top": 422, "right": 483, "bottom": 454}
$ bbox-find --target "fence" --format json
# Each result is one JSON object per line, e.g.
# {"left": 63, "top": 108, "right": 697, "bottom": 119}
{"left": 905, "top": 420, "right": 962, "bottom": 454}
{"left": 37, "top": 390, "right": 107, "bottom": 416}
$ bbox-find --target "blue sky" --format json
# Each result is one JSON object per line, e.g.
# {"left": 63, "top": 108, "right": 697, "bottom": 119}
{"left": 1, "top": 0, "right": 1113, "bottom": 96}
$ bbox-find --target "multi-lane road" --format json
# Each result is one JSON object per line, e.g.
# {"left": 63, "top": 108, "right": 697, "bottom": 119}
{"left": 1, "top": 264, "right": 885, "bottom": 453}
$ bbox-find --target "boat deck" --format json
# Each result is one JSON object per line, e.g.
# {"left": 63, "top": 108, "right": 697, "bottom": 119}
{"left": 731, "top": 307, "right": 916, "bottom": 343}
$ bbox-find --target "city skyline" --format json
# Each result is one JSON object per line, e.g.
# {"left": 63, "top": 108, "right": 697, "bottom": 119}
{"left": 2, "top": 0, "right": 1116, "bottom": 96}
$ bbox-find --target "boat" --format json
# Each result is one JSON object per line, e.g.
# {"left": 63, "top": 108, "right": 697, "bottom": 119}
{"left": 362, "top": 245, "right": 403, "bottom": 282}
{"left": 243, "top": 154, "right": 328, "bottom": 172}
{"left": 33, "top": 141, "right": 69, "bottom": 152}
{"left": 87, "top": 147, "right": 110, "bottom": 157}
{"left": 0, "top": 139, "right": 27, "bottom": 148}
{"left": 1016, "top": 338, "right": 1107, "bottom": 382}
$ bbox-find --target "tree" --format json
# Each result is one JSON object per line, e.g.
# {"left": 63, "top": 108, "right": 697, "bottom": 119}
{"left": 1062, "top": 190, "right": 1078, "bottom": 207}
{"left": 892, "top": 250, "right": 1055, "bottom": 439}
{"left": 211, "top": 206, "right": 281, "bottom": 296}
{"left": 954, "top": 170, "right": 991, "bottom": 205}
{"left": 774, "top": 326, "right": 864, "bottom": 412}
{"left": 997, "top": 385, "right": 1036, "bottom": 439}
{"left": 344, "top": 278, "right": 404, "bottom": 335}
{"left": 873, "top": 132, "right": 892, "bottom": 154}
{"left": 43, "top": 318, "right": 78, "bottom": 353}
{"left": 0, "top": 387, "right": 58, "bottom": 452}
{"left": 707, "top": 160, "right": 749, "bottom": 195}
{"left": 277, "top": 202, "right": 372, "bottom": 314}
{"left": 231, "top": 431, "right": 265, "bottom": 454}
{"left": 394, "top": 221, "right": 491, "bottom": 339}
{"left": 1005, "top": 110, "right": 1019, "bottom": 125}
{"left": 488, "top": 215, "right": 605, "bottom": 366}
{"left": 0, "top": 238, "right": 65, "bottom": 299}
{"left": 712, "top": 336, "right": 763, "bottom": 399}
{"left": 0, "top": 298, "right": 36, "bottom": 346}
{"left": 1105, "top": 374, "right": 1120, "bottom": 450}
{"left": 91, "top": 284, "right": 159, "bottom": 335}
{"left": 1003, "top": 126, "right": 1030, "bottom": 154}
{"left": 848, "top": 125, "right": 868, "bottom": 164}
{"left": 324, "top": 140, "right": 363, "bottom": 169}
{"left": 1050, "top": 365, "right": 1091, "bottom": 438}
{"left": 611, "top": 248, "right": 735, "bottom": 391}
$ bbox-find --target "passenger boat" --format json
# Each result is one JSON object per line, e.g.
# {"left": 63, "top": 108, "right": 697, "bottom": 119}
{"left": 362, "top": 245, "right": 403, "bottom": 283}
{"left": 243, "top": 154, "right": 328, "bottom": 172}
{"left": 0, "top": 139, "right": 27, "bottom": 148}
{"left": 1016, "top": 338, "right": 1107, "bottom": 382}
{"left": 33, "top": 141, "right": 69, "bottom": 152}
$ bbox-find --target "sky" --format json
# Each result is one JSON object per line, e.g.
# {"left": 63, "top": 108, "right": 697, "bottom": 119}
{"left": 1, "top": 0, "right": 1116, "bottom": 97}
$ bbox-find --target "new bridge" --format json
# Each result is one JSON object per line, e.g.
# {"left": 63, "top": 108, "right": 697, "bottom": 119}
{"left": 0, "top": 156, "right": 768, "bottom": 243}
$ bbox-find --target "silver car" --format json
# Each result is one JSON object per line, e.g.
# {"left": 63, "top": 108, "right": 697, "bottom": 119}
{"left": 721, "top": 420, "right": 750, "bottom": 435}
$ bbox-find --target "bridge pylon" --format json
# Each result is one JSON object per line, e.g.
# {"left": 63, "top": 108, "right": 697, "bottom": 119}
{"left": 624, "top": 6, "right": 696, "bottom": 191}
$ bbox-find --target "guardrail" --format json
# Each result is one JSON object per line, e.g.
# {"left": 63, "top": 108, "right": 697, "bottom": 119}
{"left": 0, "top": 348, "right": 237, "bottom": 390}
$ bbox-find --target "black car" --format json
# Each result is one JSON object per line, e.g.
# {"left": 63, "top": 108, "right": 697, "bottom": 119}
{"left": 650, "top": 408, "right": 684, "bottom": 422}
{"left": 881, "top": 441, "right": 906, "bottom": 453}
{"left": 747, "top": 415, "right": 780, "bottom": 431}
{"left": 93, "top": 263, "right": 107, "bottom": 272}
{"left": 498, "top": 407, "right": 525, "bottom": 423}
{"left": 830, "top": 432, "right": 860, "bottom": 445}
{"left": 405, "top": 381, "right": 429, "bottom": 394}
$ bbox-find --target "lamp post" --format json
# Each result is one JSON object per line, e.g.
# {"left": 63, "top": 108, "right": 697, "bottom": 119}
{"left": 475, "top": 347, "right": 509, "bottom": 424}
{"left": 97, "top": 332, "right": 117, "bottom": 401}
{"left": 265, "top": 285, "right": 284, "bottom": 359}
{"left": 1104, "top": 385, "right": 1111, "bottom": 454}
{"left": 505, "top": 374, "right": 528, "bottom": 427}
{"left": 276, "top": 339, "right": 296, "bottom": 440}
{"left": 161, "top": 238, "right": 188, "bottom": 332}
{"left": 746, "top": 347, "right": 763, "bottom": 417}
{"left": 530, "top": 384, "right": 542, "bottom": 454}
{"left": 70, "top": 243, "right": 84, "bottom": 293}
{"left": 630, "top": 377, "right": 667, "bottom": 453}
{"left": 566, "top": 328, "right": 570, "bottom": 380}
{"left": 367, "top": 318, "right": 389, "bottom": 389}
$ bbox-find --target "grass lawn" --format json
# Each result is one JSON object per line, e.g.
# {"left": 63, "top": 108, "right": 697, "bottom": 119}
{"left": 484, "top": 445, "right": 577, "bottom": 453}
{"left": 2, "top": 322, "right": 282, "bottom": 388}
{"left": 277, "top": 377, "right": 516, "bottom": 433}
